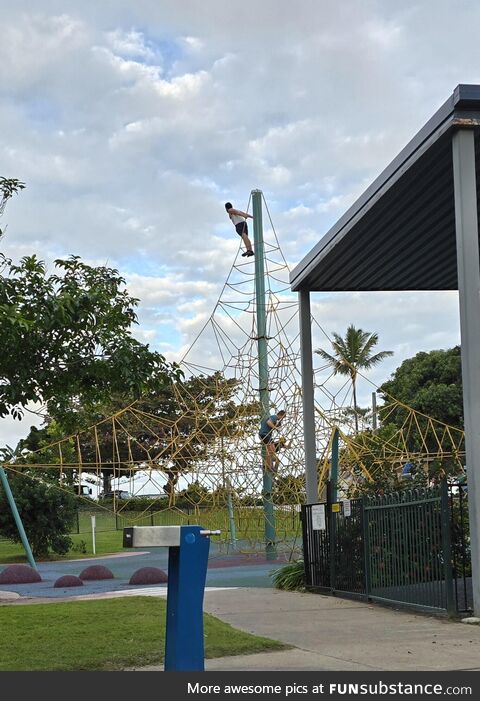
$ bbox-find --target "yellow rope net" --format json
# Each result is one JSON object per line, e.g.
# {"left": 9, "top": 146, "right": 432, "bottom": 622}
{"left": 1, "top": 194, "right": 466, "bottom": 554}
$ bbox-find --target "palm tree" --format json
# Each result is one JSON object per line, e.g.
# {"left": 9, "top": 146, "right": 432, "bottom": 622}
{"left": 315, "top": 325, "right": 393, "bottom": 433}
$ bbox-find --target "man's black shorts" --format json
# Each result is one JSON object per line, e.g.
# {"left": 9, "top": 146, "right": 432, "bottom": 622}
{"left": 259, "top": 433, "right": 273, "bottom": 445}
{"left": 235, "top": 222, "right": 248, "bottom": 236}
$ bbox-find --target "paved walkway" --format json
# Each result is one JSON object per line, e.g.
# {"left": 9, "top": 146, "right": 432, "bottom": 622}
{"left": 131, "top": 588, "right": 480, "bottom": 672}
{"left": 3, "top": 553, "right": 480, "bottom": 671}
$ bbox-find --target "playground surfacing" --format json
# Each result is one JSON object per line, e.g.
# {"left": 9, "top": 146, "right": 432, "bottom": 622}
{"left": 0, "top": 545, "right": 291, "bottom": 601}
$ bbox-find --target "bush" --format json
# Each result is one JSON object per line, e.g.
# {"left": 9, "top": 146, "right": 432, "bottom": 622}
{"left": 270, "top": 560, "right": 306, "bottom": 591}
{"left": 71, "top": 539, "right": 87, "bottom": 554}
{"left": 0, "top": 472, "right": 76, "bottom": 557}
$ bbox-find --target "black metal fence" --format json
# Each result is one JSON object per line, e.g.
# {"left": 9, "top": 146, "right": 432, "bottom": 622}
{"left": 449, "top": 482, "right": 471, "bottom": 612}
{"left": 302, "top": 481, "right": 472, "bottom": 615}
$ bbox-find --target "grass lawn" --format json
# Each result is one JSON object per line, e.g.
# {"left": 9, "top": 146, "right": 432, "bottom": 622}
{"left": 0, "top": 505, "right": 301, "bottom": 564}
{"left": 0, "top": 597, "right": 287, "bottom": 671}
{"left": 0, "top": 531, "right": 126, "bottom": 564}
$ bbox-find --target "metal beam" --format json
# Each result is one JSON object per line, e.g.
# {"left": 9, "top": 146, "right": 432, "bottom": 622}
{"left": 452, "top": 127, "right": 480, "bottom": 616}
{"left": 299, "top": 290, "right": 318, "bottom": 503}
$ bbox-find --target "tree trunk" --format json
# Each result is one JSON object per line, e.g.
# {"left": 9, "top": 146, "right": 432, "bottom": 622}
{"left": 352, "top": 375, "right": 359, "bottom": 434}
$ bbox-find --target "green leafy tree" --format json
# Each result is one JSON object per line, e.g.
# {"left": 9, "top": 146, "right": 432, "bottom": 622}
{"left": 76, "top": 372, "right": 255, "bottom": 501}
{"left": 272, "top": 475, "right": 305, "bottom": 504}
{"left": 176, "top": 480, "right": 211, "bottom": 507}
{"left": 0, "top": 254, "right": 181, "bottom": 425}
{"left": 18, "top": 371, "right": 257, "bottom": 501}
{"left": 13, "top": 422, "right": 85, "bottom": 491}
{"left": 375, "top": 346, "right": 464, "bottom": 466}
{"left": 0, "top": 181, "right": 181, "bottom": 551}
{"left": 0, "top": 177, "right": 25, "bottom": 235}
{"left": 315, "top": 325, "right": 393, "bottom": 433}
{"left": 0, "top": 471, "right": 77, "bottom": 557}
{"left": 378, "top": 347, "right": 463, "bottom": 429}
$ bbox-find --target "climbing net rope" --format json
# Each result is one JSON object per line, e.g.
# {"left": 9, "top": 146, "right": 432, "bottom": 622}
{"left": 2, "top": 193, "right": 466, "bottom": 553}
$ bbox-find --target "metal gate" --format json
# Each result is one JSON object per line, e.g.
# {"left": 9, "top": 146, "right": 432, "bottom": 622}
{"left": 364, "top": 485, "right": 453, "bottom": 612}
{"left": 302, "top": 481, "right": 470, "bottom": 614}
{"left": 302, "top": 492, "right": 365, "bottom": 598}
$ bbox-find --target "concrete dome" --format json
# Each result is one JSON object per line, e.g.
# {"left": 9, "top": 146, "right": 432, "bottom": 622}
{"left": 79, "top": 565, "right": 114, "bottom": 581}
{"left": 129, "top": 567, "right": 168, "bottom": 585}
{"left": 0, "top": 564, "right": 42, "bottom": 584}
{"left": 54, "top": 575, "right": 84, "bottom": 588}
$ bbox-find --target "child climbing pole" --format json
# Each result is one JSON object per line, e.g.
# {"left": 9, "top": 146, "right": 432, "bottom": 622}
{"left": 258, "top": 409, "right": 286, "bottom": 474}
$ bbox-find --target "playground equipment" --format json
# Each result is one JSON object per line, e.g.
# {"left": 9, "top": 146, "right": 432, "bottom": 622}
{"left": 0, "top": 191, "right": 466, "bottom": 564}
{"left": 123, "top": 524, "right": 220, "bottom": 671}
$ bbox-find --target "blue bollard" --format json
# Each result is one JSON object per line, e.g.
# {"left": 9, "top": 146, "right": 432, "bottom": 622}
{"left": 164, "top": 525, "right": 210, "bottom": 671}
{"left": 123, "top": 524, "right": 219, "bottom": 671}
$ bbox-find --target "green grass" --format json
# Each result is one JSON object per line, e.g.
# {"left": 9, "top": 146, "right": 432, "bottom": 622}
{"left": 76, "top": 506, "right": 301, "bottom": 539}
{"left": 0, "top": 531, "right": 126, "bottom": 563}
{"left": 0, "top": 597, "right": 286, "bottom": 671}
{"left": 0, "top": 505, "right": 302, "bottom": 564}
{"left": 68, "top": 530, "right": 127, "bottom": 559}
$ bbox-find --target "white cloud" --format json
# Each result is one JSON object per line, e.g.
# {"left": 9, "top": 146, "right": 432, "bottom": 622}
{"left": 0, "top": 0, "right": 476, "bottom": 446}
{"left": 106, "top": 28, "right": 157, "bottom": 61}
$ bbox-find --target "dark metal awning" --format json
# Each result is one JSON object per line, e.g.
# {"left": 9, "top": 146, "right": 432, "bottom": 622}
{"left": 290, "top": 84, "right": 480, "bottom": 292}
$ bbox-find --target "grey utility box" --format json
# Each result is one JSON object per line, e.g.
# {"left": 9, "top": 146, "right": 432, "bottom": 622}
{"left": 123, "top": 525, "right": 181, "bottom": 548}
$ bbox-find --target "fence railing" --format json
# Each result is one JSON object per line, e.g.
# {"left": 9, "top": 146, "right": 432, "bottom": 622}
{"left": 72, "top": 503, "right": 302, "bottom": 543}
{"left": 449, "top": 482, "right": 471, "bottom": 612}
{"left": 302, "top": 481, "right": 472, "bottom": 615}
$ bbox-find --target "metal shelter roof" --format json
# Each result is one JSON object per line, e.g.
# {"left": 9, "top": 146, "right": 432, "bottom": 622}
{"left": 290, "top": 84, "right": 480, "bottom": 292}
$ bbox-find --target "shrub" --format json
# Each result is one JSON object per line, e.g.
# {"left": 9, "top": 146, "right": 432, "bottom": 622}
{"left": 270, "top": 560, "right": 306, "bottom": 591}
{"left": 0, "top": 472, "right": 76, "bottom": 557}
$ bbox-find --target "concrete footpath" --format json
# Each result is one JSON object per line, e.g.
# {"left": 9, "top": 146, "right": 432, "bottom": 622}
{"left": 3, "top": 551, "right": 480, "bottom": 672}
{"left": 132, "top": 588, "right": 480, "bottom": 672}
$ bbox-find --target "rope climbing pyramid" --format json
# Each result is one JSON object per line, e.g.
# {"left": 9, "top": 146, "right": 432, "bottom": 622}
{"left": 3, "top": 191, "right": 466, "bottom": 555}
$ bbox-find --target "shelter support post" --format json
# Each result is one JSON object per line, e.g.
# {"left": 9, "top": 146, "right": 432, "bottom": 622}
{"left": 299, "top": 290, "right": 318, "bottom": 504}
{"left": 452, "top": 127, "right": 480, "bottom": 616}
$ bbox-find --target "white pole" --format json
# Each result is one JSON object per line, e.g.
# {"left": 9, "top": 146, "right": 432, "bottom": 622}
{"left": 91, "top": 514, "right": 96, "bottom": 555}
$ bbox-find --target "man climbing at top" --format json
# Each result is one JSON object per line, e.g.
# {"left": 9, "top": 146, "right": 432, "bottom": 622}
{"left": 225, "top": 202, "right": 254, "bottom": 257}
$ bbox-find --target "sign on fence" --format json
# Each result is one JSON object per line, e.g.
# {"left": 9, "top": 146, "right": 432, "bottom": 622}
{"left": 311, "top": 504, "right": 326, "bottom": 530}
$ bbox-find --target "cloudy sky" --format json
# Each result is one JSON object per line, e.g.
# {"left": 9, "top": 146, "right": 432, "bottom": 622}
{"left": 1, "top": 0, "right": 477, "bottom": 447}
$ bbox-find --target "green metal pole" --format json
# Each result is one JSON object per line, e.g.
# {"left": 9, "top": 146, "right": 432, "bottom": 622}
{"left": 329, "top": 428, "right": 339, "bottom": 590}
{"left": 362, "top": 496, "right": 372, "bottom": 599}
{"left": 327, "top": 479, "right": 336, "bottom": 592}
{"left": 0, "top": 465, "right": 37, "bottom": 570}
{"left": 252, "top": 188, "right": 277, "bottom": 561}
{"left": 331, "top": 427, "right": 339, "bottom": 503}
